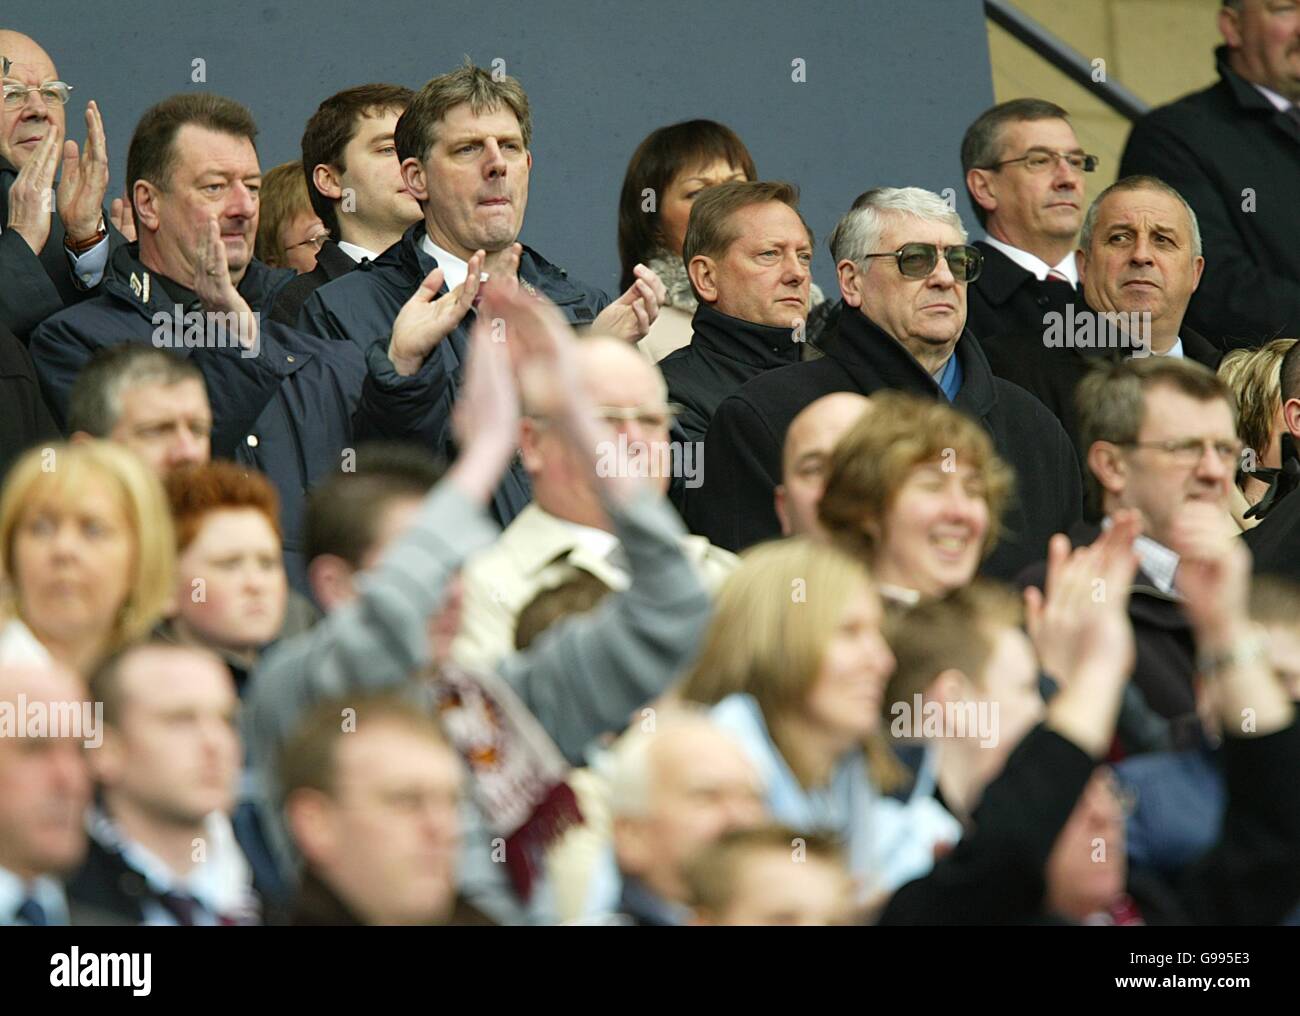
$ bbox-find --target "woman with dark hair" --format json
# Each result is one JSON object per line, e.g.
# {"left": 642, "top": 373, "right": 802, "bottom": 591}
{"left": 617, "top": 121, "right": 758, "bottom": 361}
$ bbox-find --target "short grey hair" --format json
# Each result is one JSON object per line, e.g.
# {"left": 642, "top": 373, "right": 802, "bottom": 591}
{"left": 1079, "top": 175, "right": 1203, "bottom": 258}
{"left": 67, "top": 345, "right": 206, "bottom": 436}
{"left": 828, "top": 187, "right": 968, "bottom": 266}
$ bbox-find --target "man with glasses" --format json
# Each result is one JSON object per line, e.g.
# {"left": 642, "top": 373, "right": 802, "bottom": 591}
{"left": 657, "top": 180, "right": 813, "bottom": 446}
{"left": 1121, "top": 0, "right": 1300, "bottom": 348}
{"left": 684, "top": 186, "right": 1080, "bottom": 580}
{"left": 978, "top": 176, "right": 1223, "bottom": 457}
{"left": 961, "top": 99, "right": 1094, "bottom": 342}
{"left": 0, "top": 29, "right": 124, "bottom": 340}
{"left": 1022, "top": 356, "right": 1243, "bottom": 733}
{"left": 454, "top": 334, "right": 736, "bottom": 670}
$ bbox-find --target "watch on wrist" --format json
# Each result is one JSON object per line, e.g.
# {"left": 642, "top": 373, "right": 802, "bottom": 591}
{"left": 1197, "top": 627, "right": 1270, "bottom": 676}
{"left": 65, "top": 219, "right": 108, "bottom": 255}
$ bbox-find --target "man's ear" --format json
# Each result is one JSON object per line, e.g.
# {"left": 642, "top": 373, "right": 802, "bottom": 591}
{"left": 1283, "top": 397, "right": 1300, "bottom": 441}
{"left": 928, "top": 668, "right": 968, "bottom": 710}
{"left": 1074, "top": 248, "right": 1088, "bottom": 289}
{"left": 133, "top": 180, "right": 161, "bottom": 234}
{"left": 687, "top": 255, "right": 719, "bottom": 305}
{"left": 312, "top": 162, "right": 343, "bottom": 202}
{"left": 284, "top": 788, "right": 336, "bottom": 868}
{"left": 69, "top": 430, "right": 94, "bottom": 445}
{"left": 965, "top": 169, "right": 997, "bottom": 220}
{"left": 307, "top": 554, "right": 356, "bottom": 613}
{"left": 400, "top": 158, "right": 428, "bottom": 204}
{"left": 837, "top": 258, "right": 866, "bottom": 308}
{"left": 1087, "top": 440, "right": 1127, "bottom": 499}
{"left": 1189, "top": 254, "right": 1205, "bottom": 295}
{"left": 86, "top": 725, "right": 124, "bottom": 786}
{"left": 519, "top": 416, "right": 545, "bottom": 474}
{"left": 774, "top": 484, "right": 792, "bottom": 536}
{"left": 611, "top": 815, "right": 650, "bottom": 879}
{"left": 1218, "top": 4, "right": 1243, "bottom": 49}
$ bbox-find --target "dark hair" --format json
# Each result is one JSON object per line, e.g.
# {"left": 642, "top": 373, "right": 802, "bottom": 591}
{"left": 304, "top": 443, "right": 444, "bottom": 567}
{"left": 67, "top": 345, "right": 205, "bottom": 437}
{"left": 395, "top": 59, "right": 531, "bottom": 169}
{"left": 683, "top": 824, "right": 845, "bottom": 915}
{"left": 89, "top": 640, "right": 228, "bottom": 727}
{"left": 300, "top": 83, "right": 414, "bottom": 237}
{"left": 960, "top": 98, "right": 1071, "bottom": 227}
{"left": 616, "top": 120, "right": 757, "bottom": 292}
{"left": 1279, "top": 334, "right": 1300, "bottom": 406}
{"left": 127, "top": 93, "right": 258, "bottom": 200}
{"left": 681, "top": 180, "right": 811, "bottom": 301}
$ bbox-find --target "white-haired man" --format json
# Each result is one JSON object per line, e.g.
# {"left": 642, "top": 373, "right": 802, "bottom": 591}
{"left": 685, "top": 186, "right": 1081, "bottom": 579}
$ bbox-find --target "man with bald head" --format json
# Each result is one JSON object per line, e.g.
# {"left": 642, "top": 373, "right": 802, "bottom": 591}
{"left": 0, "top": 663, "right": 93, "bottom": 925}
{"left": 775, "top": 392, "right": 871, "bottom": 538}
{"left": 453, "top": 335, "right": 737, "bottom": 669}
{"left": 0, "top": 29, "right": 121, "bottom": 340}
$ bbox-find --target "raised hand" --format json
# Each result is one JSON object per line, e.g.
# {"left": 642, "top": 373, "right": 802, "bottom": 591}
{"left": 6, "top": 120, "right": 63, "bottom": 254}
{"left": 193, "top": 217, "right": 257, "bottom": 351}
{"left": 109, "top": 189, "right": 136, "bottom": 243}
{"left": 591, "top": 263, "right": 666, "bottom": 342}
{"left": 1167, "top": 501, "right": 1253, "bottom": 648}
{"left": 56, "top": 100, "right": 110, "bottom": 246}
{"left": 446, "top": 301, "right": 521, "bottom": 505}
{"left": 388, "top": 247, "right": 507, "bottom": 376}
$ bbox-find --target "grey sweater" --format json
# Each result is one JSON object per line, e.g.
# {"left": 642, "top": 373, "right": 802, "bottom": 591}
{"left": 243, "top": 480, "right": 711, "bottom": 924}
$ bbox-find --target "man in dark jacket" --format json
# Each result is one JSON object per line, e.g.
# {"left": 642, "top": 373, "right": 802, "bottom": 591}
{"left": 980, "top": 176, "right": 1222, "bottom": 458}
{"left": 657, "top": 180, "right": 811, "bottom": 445}
{"left": 686, "top": 186, "right": 1081, "bottom": 580}
{"left": 1244, "top": 340, "right": 1300, "bottom": 577}
{"left": 1119, "top": 3, "right": 1300, "bottom": 348}
{"left": 26, "top": 93, "right": 384, "bottom": 592}
{"left": 268, "top": 83, "right": 420, "bottom": 326}
{"left": 960, "top": 98, "right": 1093, "bottom": 342}
{"left": 0, "top": 30, "right": 125, "bottom": 341}
{"left": 297, "top": 63, "right": 668, "bottom": 527}
{"left": 0, "top": 319, "right": 57, "bottom": 479}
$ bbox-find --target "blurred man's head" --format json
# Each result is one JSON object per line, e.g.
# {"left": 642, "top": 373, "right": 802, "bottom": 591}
{"left": 1077, "top": 357, "right": 1238, "bottom": 546}
{"left": 683, "top": 180, "right": 814, "bottom": 329}
{"left": 686, "top": 825, "right": 854, "bottom": 926}
{"left": 129, "top": 93, "right": 262, "bottom": 286}
{"left": 521, "top": 337, "right": 675, "bottom": 528}
{"left": 962, "top": 98, "right": 1089, "bottom": 262}
{"left": 282, "top": 693, "right": 463, "bottom": 925}
{"left": 1078, "top": 177, "right": 1204, "bottom": 354}
{"left": 1044, "top": 769, "right": 1127, "bottom": 922}
{"left": 0, "top": 663, "right": 92, "bottom": 879}
{"left": 0, "top": 30, "right": 65, "bottom": 172}
{"left": 68, "top": 345, "right": 211, "bottom": 476}
{"left": 775, "top": 392, "right": 872, "bottom": 538}
{"left": 609, "top": 711, "right": 766, "bottom": 905}
{"left": 88, "top": 643, "right": 240, "bottom": 831}
{"left": 304, "top": 444, "right": 444, "bottom": 612}
{"left": 1220, "top": 0, "right": 1300, "bottom": 102}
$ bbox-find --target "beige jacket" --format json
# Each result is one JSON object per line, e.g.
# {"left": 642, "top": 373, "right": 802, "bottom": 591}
{"left": 453, "top": 501, "right": 737, "bottom": 671}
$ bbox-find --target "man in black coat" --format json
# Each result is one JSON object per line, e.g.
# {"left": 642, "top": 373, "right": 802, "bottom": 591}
{"left": 657, "top": 181, "right": 811, "bottom": 446}
{"left": 960, "top": 98, "right": 1094, "bottom": 342}
{"left": 1244, "top": 341, "right": 1300, "bottom": 578}
{"left": 0, "top": 30, "right": 126, "bottom": 341}
{"left": 686, "top": 187, "right": 1081, "bottom": 581}
{"left": 1119, "top": 3, "right": 1300, "bottom": 348}
{"left": 0, "top": 319, "right": 56, "bottom": 480}
{"left": 980, "top": 177, "right": 1222, "bottom": 459}
{"left": 268, "top": 83, "right": 420, "bottom": 326}
{"left": 298, "top": 63, "right": 668, "bottom": 528}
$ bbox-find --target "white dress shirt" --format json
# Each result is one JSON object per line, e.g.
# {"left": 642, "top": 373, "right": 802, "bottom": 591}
{"left": 336, "top": 239, "right": 380, "bottom": 263}
{"left": 0, "top": 866, "right": 69, "bottom": 925}
{"left": 983, "top": 236, "right": 1079, "bottom": 286}
{"left": 0, "top": 617, "right": 52, "bottom": 666}
{"left": 420, "top": 233, "right": 469, "bottom": 292}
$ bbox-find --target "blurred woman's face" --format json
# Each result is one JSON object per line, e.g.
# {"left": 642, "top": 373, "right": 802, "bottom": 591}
{"left": 657, "top": 158, "right": 748, "bottom": 256}
{"left": 173, "top": 508, "right": 287, "bottom": 655}
{"left": 872, "top": 461, "right": 990, "bottom": 598}
{"left": 13, "top": 478, "right": 135, "bottom": 649}
{"left": 804, "top": 584, "right": 895, "bottom": 742}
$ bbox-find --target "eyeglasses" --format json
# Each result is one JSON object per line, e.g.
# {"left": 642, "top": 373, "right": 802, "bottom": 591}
{"left": 988, "top": 149, "right": 1099, "bottom": 174}
{"left": 287, "top": 232, "right": 330, "bottom": 254}
{"left": 2, "top": 80, "right": 73, "bottom": 110}
{"left": 860, "top": 243, "right": 984, "bottom": 282}
{"left": 531, "top": 404, "right": 681, "bottom": 430}
{"left": 1121, "top": 438, "right": 1243, "bottom": 466}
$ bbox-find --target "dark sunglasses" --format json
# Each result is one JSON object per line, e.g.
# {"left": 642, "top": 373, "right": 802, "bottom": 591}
{"left": 860, "top": 243, "right": 984, "bottom": 283}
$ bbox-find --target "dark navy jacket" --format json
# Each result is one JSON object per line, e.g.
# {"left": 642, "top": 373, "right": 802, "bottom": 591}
{"left": 28, "top": 243, "right": 369, "bottom": 591}
{"left": 298, "top": 221, "right": 611, "bottom": 524}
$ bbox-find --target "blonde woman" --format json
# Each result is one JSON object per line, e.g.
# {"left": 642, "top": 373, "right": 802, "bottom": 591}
{"left": 1216, "top": 338, "right": 1296, "bottom": 529}
{"left": 817, "top": 390, "right": 1014, "bottom": 602}
{"left": 0, "top": 441, "right": 174, "bottom": 673}
{"left": 678, "top": 537, "right": 960, "bottom": 901}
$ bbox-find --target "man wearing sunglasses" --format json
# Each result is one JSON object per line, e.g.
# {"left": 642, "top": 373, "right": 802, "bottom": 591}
{"left": 978, "top": 176, "right": 1222, "bottom": 458}
{"left": 685, "top": 186, "right": 1081, "bottom": 582}
{"left": 961, "top": 98, "right": 1091, "bottom": 343}
{"left": 0, "top": 29, "right": 124, "bottom": 341}
{"left": 454, "top": 335, "right": 736, "bottom": 670}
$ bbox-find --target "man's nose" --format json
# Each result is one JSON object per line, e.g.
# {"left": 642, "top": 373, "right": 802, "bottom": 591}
{"left": 927, "top": 253, "right": 957, "bottom": 287}
{"left": 226, "top": 181, "right": 257, "bottom": 219}
{"left": 483, "top": 139, "right": 508, "bottom": 177}
{"left": 169, "top": 430, "right": 205, "bottom": 467}
{"left": 16, "top": 88, "right": 50, "bottom": 119}
{"left": 1130, "top": 234, "right": 1156, "bottom": 264}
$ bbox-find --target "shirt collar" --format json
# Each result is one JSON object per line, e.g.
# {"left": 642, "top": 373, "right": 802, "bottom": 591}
{"left": 336, "top": 240, "right": 380, "bottom": 263}
{"left": 0, "top": 865, "right": 69, "bottom": 925}
{"left": 982, "top": 236, "right": 1079, "bottom": 286}
{"left": 1155, "top": 337, "right": 1185, "bottom": 359}
{"left": 556, "top": 518, "right": 623, "bottom": 569}
{"left": 1253, "top": 81, "right": 1293, "bottom": 112}
{"left": 1105, "top": 517, "right": 1180, "bottom": 595}
{"left": 419, "top": 233, "right": 469, "bottom": 292}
